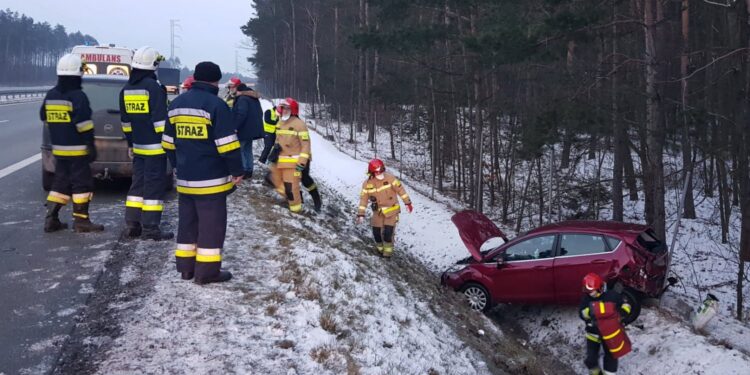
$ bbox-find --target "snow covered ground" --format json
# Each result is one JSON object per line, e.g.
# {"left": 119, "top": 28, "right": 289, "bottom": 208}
{"left": 301, "top": 105, "right": 750, "bottom": 374}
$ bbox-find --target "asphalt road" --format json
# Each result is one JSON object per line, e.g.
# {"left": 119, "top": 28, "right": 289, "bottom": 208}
{"left": 0, "top": 100, "right": 132, "bottom": 374}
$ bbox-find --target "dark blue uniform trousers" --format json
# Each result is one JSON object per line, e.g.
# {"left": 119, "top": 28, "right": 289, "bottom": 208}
{"left": 174, "top": 193, "right": 227, "bottom": 280}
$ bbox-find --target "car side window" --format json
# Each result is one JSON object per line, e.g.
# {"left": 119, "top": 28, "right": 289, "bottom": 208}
{"left": 605, "top": 236, "right": 622, "bottom": 251}
{"left": 500, "top": 235, "right": 556, "bottom": 262}
{"left": 559, "top": 234, "right": 609, "bottom": 257}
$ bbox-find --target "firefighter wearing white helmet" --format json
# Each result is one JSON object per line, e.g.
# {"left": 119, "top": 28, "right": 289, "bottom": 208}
{"left": 41, "top": 54, "right": 104, "bottom": 233}
{"left": 131, "top": 46, "right": 165, "bottom": 70}
{"left": 119, "top": 46, "right": 173, "bottom": 241}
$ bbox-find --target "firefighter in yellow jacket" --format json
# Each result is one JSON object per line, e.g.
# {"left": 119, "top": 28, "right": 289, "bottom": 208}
{"left": 274, "top": 97, "right": 322, "bottom": 212}
{"left": 356, "top": 159, "right": 413, "bottom": 257}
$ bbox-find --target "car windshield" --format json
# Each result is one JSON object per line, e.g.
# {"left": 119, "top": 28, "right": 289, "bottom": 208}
{"left": 82, "top": 81, "right": 123, "bottom": 112}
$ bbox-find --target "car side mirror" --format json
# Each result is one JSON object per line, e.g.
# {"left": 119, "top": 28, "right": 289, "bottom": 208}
{"left": 496, "top": 258, "right": 505, "bottom": 268}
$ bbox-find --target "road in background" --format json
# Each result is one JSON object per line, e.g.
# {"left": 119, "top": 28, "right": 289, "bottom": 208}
{"left": 0, "top": 100, "right": 143, "bottom": 374}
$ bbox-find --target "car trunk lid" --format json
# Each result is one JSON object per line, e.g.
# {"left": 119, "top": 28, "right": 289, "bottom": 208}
{"left": 91, "top": 109, "right": 126, "bottom": 140}
{"left": 451, "top": 210, "right": 509, "bottom": 262}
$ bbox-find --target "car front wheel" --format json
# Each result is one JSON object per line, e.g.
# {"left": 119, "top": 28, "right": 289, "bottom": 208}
{"left": 461, "top": 283, "right": 491, "bottom": 312}
{"left": 621, "top": 288, "right": 642, "bottom": 325}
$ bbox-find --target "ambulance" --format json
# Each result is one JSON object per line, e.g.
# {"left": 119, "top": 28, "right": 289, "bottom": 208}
{"left": 71, "top": 45, "right": 133, "bottom": 76}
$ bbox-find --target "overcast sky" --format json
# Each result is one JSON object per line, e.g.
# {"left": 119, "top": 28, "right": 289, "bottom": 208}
{"left": 4, "top": 0, "right": 256, "bottom": 76}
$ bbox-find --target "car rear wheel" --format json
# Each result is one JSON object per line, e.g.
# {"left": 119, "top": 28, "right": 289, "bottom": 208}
{"left": 461, "top": 283, "right": 491, "bottom": 312}
{"left": 621, "top": 288, "right": 642, "bottom": 325}
{"left": 42, "top": 170, "right": 54, "bottom": 191}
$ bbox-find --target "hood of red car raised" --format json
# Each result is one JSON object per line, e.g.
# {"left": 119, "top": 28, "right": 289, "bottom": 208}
{"left": 451, "top": 210, "right": 509, "bottom": 262}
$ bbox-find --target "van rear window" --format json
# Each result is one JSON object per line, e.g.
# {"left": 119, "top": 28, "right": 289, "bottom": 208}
{"left": 637, "top": 229, "right": 666, "bottom": 254}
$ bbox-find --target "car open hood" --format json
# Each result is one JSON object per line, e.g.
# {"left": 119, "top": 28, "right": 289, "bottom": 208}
{"left": 451, "top": 210, "right": 509, "bottom": 262}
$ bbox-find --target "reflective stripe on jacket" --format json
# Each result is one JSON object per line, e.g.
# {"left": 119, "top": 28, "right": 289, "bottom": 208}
{"left": 40, "top": 88, "right": 94, "bottom": 159}
{"left": 275, "top": 116, "right": 311, "bottom": 169}
{"left": 358, "top": 172, "right": 412, "bottom": 217}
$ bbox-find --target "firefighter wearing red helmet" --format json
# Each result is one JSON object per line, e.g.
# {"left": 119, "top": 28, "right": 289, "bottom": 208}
{"left": 224, "top": 77, "right": 242, "bottom": 108}
{"left": 356, "top": 159, "right": 413, "bottom": 257}
{"left": 272, "top": 97, "right": 322, "bottom": 212}
{"left": 579, "top": 273, "right": 633, "bottom": 375}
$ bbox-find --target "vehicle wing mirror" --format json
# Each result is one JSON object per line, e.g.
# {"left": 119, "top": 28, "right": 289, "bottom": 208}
{"left": 496, "top": 257, "right": 505, "bottom": 268}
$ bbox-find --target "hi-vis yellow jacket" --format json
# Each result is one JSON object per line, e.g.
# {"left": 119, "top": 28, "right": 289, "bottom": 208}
{"left": 275, "top": 116, "right": 311, "bottom": 169}
{"left": 358, "top": 173, "right": 412, "bottom": 218}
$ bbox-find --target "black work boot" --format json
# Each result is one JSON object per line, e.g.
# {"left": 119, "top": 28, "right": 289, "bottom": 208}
{"left": 121, "top": 221, "right": 142, "bottom": 239}
{"left": 141, "top": 225, "right": 174, "bottom": 241}
{"left": 181, "top": 271, "right": 194, "bottom": 280}
{"left": 194, "top": 270, "right": 233, "bottom": 285}
{"left": 44, "top": 203, "right": 68, "bottom": 233}
{"left": 309, "top": 189, "right": 322, "bottom": 213}
{"left": 72, "top": 203, "right": 104, "bottom": 233}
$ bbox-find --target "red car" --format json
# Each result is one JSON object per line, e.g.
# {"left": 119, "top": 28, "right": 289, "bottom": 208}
{"left": 441, "top": 210, "right": 669, "bottom": 323}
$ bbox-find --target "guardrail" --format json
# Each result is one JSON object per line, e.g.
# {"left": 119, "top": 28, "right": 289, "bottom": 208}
{"left": 0, "top": 86, "right": 51, "bottom": 104}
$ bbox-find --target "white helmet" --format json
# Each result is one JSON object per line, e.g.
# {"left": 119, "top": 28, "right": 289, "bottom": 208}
{"left": 56, "top": 54, "right": 84, "bottom": 76}
{"left": 132, "top": 46, "right": 164, "bottom": 70}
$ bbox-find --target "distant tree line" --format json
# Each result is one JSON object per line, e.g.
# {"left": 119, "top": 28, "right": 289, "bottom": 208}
{"left": 244, "top": 0, "right": 750, "bottom": 317}
{"left": 0, "top": 9, "right": 98, "bottom": 85}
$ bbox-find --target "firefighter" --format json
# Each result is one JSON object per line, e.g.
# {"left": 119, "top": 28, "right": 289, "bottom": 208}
{"left": 356, "top": 159, "right": 413, "bottom": 257}
{"left": 41, "top": 54, "right": 104, "bottom": 233}
{"left": 274, "top": 98, "right": 322, "bottom": 212}
{"left": 579, "top": 273, "right": 632, "bottom": 375}
{"left": 232, "top": 83, "right": 263, "bottom": 179}
{"left": 162, "top": 61, "right": 243, "bottom": 284}
{"left": 224, "top": 77, "right": 241, "bottom": 108}
{"left": 120, "top": 46, "right": 173, "bottom": 241}
{"left": 258, "top": 106, "right": 284, "bottom": 197}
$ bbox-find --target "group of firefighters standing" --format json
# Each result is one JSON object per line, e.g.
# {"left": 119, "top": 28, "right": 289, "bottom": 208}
{"left": 41, "top": 46, "right": 414, "bottom": 284}
{"left": 39, "top": 48, "right": 633, "bottom": 373}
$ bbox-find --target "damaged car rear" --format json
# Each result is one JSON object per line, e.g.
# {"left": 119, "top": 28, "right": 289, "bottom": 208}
{"left": 441, "top": 210, "right": 669, "bottom": 324}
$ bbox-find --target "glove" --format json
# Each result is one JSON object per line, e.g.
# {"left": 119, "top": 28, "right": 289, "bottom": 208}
{"left": 406, "top": 203, "right": 413, "bottom": 213}
{"left": 296, "top": 164, "right": 305, "bottom": 172}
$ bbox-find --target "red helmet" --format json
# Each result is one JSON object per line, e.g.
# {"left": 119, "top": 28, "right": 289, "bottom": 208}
{"left": 278, "top": 97, "right": 299, "bottom": 116}
{"left": 368, "top": 159, "right": 385, "bottom": 175}
{"left": 582, "top": 273, "right": 604, "bottom": 292}
{"left": 182, "top": 76, "right": 194, "bottom": 90}
{"left": 228, "top": 77, "right": 241, "bottom": 87}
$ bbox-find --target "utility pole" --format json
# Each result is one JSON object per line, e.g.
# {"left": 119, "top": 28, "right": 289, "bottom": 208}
{"left": 169, "top": 19, "right": 181, "bottom": 60}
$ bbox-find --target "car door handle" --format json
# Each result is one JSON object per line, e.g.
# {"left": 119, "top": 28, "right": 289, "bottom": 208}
{"left": 591, "top": 260, "right": 609, "bottom": 264}
{"left": 532, "top": 266, "right": 549, "bottom": 270}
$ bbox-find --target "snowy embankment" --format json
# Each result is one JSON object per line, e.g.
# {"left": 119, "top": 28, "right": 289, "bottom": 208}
{"left": 303, "top": 116, "right": 750, "bottom": 373}
{"left": 78, "top": 180, "right": 557, "bottom": 374}
{"left": 56, "top": 102, "right": 564, "bottom": 374}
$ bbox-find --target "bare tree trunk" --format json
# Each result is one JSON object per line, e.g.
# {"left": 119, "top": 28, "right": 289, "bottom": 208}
{"left": 644, "top": 0, "right": 667, "bottom": 240}
{"left": 612, "top": 2, "right": 624, "bottom": 221}
{"left": 681, "top": 0, "right": 697, "bottom": 219}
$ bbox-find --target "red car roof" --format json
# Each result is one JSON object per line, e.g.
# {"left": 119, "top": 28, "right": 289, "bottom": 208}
{"left": 526, "top": 220, "right": 650, "bottom": 239}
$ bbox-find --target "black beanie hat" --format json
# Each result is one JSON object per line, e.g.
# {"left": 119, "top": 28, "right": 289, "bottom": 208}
{"left": 194, "top": 61, "right": 222, "bottom": 82}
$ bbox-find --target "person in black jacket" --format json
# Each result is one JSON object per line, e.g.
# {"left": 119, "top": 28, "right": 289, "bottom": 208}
{"left": 579, "top": 273, "right": 631, "bottom": 375}
{"left": 162, "top": 61, "right": 243, "bottom": 285}
{"left": 119, "top": 46, "right": 173, "bottom": 241}
{"left": 232, "top": 83, "right": 263, "bottom": 179}
{"left": 41, "top": 54, "right": 104, "bottom": 233}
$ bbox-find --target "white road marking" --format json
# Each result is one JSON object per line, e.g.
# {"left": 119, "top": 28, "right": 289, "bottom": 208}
{"left": 0, "top": 120, "right": 8, "bottom": 123}
{"left": 0, "top": 153, "right": 41, "bottom": 180}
